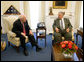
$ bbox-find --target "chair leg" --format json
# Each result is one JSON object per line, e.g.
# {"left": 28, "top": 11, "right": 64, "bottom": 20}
{"left": 8, "top": 41, "right": 10, "bottom": 47}
{"left": 16, "top": 46, "right": 19, "bottom": 53}
{"left": 45, "top": 37, "right": 46, "bottom": 47}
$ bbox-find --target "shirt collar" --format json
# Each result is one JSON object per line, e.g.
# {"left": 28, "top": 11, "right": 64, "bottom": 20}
{"left": 59, "top": 17, "right": 64, "bottom": 20}
{"left": 62, "top": 18, "right": 64, "bottom": 20}
{"left": 20, "top": 19, "right": 24, "bottom": 24}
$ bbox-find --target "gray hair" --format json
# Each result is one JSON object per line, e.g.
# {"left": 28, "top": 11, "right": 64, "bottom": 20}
{"left": 19, "top": 15, "right": 26, "bottom": 19}
{"left": 58, "top": 11, "right": 65, "bottom": 16}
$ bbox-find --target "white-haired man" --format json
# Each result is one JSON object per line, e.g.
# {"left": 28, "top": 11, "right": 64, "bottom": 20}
{"left": 12, "top": 15, "right": 42, "bottom": 56}
{"left": 53, "top": 12, "right": 73, "bottom": 43}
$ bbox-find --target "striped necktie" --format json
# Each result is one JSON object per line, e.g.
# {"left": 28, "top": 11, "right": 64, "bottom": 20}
{"left": 22, "top": 23, "right": 26, "bottom": 35}
{"left": 60, "top": 20, "right": 63, "bottom": 30}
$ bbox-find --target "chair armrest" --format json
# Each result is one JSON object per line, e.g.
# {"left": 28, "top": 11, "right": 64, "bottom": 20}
{"left": 25, "top": 36, "right": 28, "bottom": 43}
{"left": 72, "top": 29, "right": 74, "bottom": 41}
{"left": 7, "top": 31, "right": 16, "bottom": 37}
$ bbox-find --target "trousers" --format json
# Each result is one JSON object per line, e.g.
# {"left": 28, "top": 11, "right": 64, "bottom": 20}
{"left": 16, "top": 34, "right": 37, "bottom": 50}
{"left": 53, "top": 29, "right": 72, "bottom": 42}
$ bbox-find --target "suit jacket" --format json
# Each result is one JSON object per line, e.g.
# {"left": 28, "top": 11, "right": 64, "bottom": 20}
{"left": 53, "top": 18, "right": 73, "bottom": 32}
{"left": 12, "top": 19, "right": 31, "bottom": 37}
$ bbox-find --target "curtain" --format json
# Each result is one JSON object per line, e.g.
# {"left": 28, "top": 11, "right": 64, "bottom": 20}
{"left": 22, "top": 1, "right": 31, "bottom": 27}
{"left": 29, "top": 1, "right": 41, "bottom": 30}
{"left": 79, "top": 1, "right": 83, "bottom": 28}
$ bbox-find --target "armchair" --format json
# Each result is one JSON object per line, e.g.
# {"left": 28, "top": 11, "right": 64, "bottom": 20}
{"left": 52, "top": 29, "right": 74, "bottom": 42}
{"left": 2, "top": 16, "right": 29, "bottom": 52}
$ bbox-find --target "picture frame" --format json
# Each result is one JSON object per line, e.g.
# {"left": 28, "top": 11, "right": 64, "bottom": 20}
{"left": 4, "top": 5, "right": 21, "bottom": 15}
{"left": 53, "top": 1, "right": 68, "bottom": 9}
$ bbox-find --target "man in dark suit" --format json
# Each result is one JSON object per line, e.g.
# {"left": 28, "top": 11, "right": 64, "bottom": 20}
{"left": 53, "top": 12, "right": 73, "bottom": 42}
{"left": 12, "top": 15, "right": 42, "bottom": 56}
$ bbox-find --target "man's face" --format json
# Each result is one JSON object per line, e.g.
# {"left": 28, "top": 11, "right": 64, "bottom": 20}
{"left": 23, "top": 16, "right": 26, "bottom": 23}
{"left": 21, "top": 16, "right": 26, "bottom": 23}
{"left": 58, "top": 13, "right": 63, "bottom": 19}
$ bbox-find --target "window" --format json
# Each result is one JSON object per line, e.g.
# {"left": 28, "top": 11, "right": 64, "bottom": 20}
{"left": 29, "top": 1, "right": 41, "bottom": 29}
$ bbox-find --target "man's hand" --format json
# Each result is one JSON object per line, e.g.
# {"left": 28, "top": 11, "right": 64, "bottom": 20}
{"left": 66, "top": 28, "right": 69, "bottom": 32}
{"left": 55, "top": 27, "right": 59, "bottom": 33}
{"left": 29, "top": 30, "right": 33, "bottom": 35}
{"left": 21, "top": 32, "right": 26, "bottom": 37}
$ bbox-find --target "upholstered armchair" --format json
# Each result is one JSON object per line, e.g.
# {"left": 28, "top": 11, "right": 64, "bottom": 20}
{"left": 52, "top": 29, "right": 74, "bottom": 42}
{"left": 2, "top": 16, "right": 29, "bottom": 52}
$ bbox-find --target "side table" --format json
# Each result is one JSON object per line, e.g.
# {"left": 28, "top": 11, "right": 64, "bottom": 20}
{"left": 36, "top": 27, "right": 46, "bottom": 47}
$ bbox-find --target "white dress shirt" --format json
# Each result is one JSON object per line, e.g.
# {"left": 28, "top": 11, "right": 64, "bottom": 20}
{"left": 60, "top": 18, "right": 65, "bottom": 29}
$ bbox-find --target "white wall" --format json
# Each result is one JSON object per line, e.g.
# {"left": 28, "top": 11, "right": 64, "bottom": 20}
{"left": 45, "top": 1, "right": 76, "bottom": 16}
{"left": 1, "top": 1, "right": 21, "bottom": 14}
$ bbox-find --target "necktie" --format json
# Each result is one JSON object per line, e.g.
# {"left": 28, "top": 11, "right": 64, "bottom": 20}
{"left": 22, "top": 23, "right": 26, "bottom": 35}
{"left": 60, "top": 20, "right": 63, "bottom": 30}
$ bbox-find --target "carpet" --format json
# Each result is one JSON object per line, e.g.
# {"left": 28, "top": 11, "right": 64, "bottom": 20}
{"left": 1, "top": 33, "right": 82, "bottom": 61}
{"left": 1, "top": 33, "right": 52, "bottom": 61}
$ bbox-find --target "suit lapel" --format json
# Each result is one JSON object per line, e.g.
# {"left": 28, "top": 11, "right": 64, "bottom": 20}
{"left": 19, "top": 19, "right": 23, "bottom": 30}
{"left": 64, "top": 18, "right": 67, "bottom": 29}
{"left": 57, "top": 19, "right": 61, "bottom": 29}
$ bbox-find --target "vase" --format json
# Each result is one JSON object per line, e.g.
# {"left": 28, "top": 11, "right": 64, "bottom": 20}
{"left": 62, "top": 51, "right": 73, "bottom": 58}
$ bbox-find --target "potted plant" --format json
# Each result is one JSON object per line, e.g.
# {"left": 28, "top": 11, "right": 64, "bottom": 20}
{"left": 60, "top": 41, "right": 78, "bottom": 58}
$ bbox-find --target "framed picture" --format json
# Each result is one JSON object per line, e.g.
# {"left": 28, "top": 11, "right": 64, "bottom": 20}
{"left": 4, "top": 5, "right": 21, "bottom": 15}
{"left": 53, "top": 1, "right": 68, "bottom": 9}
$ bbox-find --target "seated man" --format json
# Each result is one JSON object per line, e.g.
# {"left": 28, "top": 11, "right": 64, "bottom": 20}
{"left": 53, "top": 12, "right": 73, "bottom": 42}
{"left": 12, "top": 15, "right": 42, "bottom": 56}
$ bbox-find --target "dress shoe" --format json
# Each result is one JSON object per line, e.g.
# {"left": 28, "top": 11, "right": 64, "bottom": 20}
{"left": 36, "top": 46, "right": 42, "bottom": 52}
{"left": 23, "top": 49, "right": 28, "bottom": 56}
{"left": 32, "top": 44, "right": 35, "bottom": 47}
